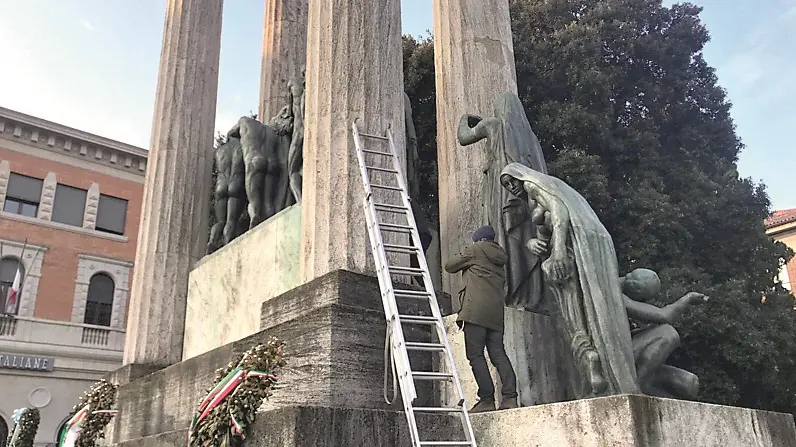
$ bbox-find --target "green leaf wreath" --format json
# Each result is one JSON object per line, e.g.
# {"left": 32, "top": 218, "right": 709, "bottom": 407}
{"left": 188, "top": 338, "right": 286, "bottom": 446}
{"left": 59, "top": 379, "right": 118, "bottom": 447}
{"left": 6, "top": 407, "right": 40, "bottom": 447}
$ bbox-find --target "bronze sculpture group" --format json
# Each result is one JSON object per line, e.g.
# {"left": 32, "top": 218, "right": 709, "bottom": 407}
{"left": 459, "top": 92, "right": 708, "bottom": 401}
{"left": 207, "top": 70, "right": 304, "bottom": 254}
{"left": 207, "top": 73, "right": 431, "bottom": 256}
{"left": 207, "top": 80, "right": 706, "bottom": 402}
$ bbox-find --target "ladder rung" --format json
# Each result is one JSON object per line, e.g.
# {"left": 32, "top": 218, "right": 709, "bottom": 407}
{"left": 413, "top": 406, "right": 464, "bottom": 413}
{"left": 412, "top": 371, "right": 454, "bottom": 381}
{"left": 383, "top": 243, "right": 419, "bottom": 254}
{"left": 371, "top": 183, "right": 403, "bottom": 191}
{"left": 365, "top": 165, "right": 399, "bottom": 174}
{"left": 359, "top": 132, "right": 389, "bottom": 140}
{"left": 378, "top": 223, "right": 412, "bottom": 233}
{"left": 394, "top": 289, "right": 432, "bottom": 298}
{"left": 389, "top": 266, "right": 425, "bottom": 276}
{"left": 406, "top": 342, "right": 446, "bottom": 352}
{"left": 419, "top": 443, "right": 475, "bottom": 446}
{"left": 399, "top": 315, "right": 438, "bottom": 325}
{"left": 363, "top": 149, "right": 393, "bottom": 156}
{"left": 374, "top": 203, "right": 408, "bottom": 213}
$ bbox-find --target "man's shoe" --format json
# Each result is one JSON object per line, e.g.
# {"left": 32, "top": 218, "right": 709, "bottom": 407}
{"left": 498, "top": 397, "right": 518, "bottom": 410}
{"left": 469, "top": 399, "right": 495, "bottom": 414}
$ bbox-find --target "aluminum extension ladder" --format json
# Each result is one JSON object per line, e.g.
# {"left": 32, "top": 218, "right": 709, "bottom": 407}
{"left": 352, "top": 120, "right": 477, "bottom": 447}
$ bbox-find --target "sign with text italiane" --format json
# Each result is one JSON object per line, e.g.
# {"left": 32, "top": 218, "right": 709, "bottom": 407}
{"left": 0, "top": 352, "right": 55, "bottom": 371}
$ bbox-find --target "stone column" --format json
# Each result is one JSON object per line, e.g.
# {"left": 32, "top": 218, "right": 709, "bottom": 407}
{"left": 433, "top": 0, "right": 573, "bottom": 405}
{"left": 433, "top": 0, "right": 517, "bottom": 295}
{"left": 123, "top": 0, "right": 223, "bottom": 366}
{"left": 300, "top": 0, "right": 406, "bottom": 282}
{"left": 259, "top": 0, "right": 308, "bottom": 121}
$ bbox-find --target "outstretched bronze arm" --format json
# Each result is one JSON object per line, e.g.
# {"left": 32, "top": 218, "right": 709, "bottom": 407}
{"left": 624, "top": 292, "right": 709, "bottom": 324}
{"left": 457, "top": 114, "right": 501, "bottom": 146}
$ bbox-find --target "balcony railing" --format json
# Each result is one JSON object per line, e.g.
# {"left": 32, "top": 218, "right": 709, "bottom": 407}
{"left": 0, "top": 315, "right": 125, "bottom": 352}
{"left": 0, "top": 315, "right": 16, "bottom": 337}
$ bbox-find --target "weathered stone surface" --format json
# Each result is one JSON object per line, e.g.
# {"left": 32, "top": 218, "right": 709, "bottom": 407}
{"left": 114, "top": 397, "right": 796, "bottom": 446}
{"left": 108, "top": 270, "right": 450, "bottom": 444}
{"left": 114, "top": 406, "right": 457, "bottom": 447}
{"left": 467, "top": 394, "right": 796, "bottom": 447}
{"left": 123, "top": 0, "right": 223, "bottom": 366}
{"left": 300, "top": 0, "right": 406, "bottom": 282}
{"left": 259, "top": 0, "right": 308, "bottom": 121}
{"left": 432, "top": 0, "right": 571, "bottom": 405}
{"left": 184, "top": 205, "right": 301, "bottom": 359}
{"left": 432, "top": 0, "right": 516, "bottom": 297}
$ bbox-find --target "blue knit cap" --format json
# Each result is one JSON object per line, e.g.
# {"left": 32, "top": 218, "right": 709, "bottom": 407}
{"left": 472, "top": 225, "right": 496, "bottom": 242}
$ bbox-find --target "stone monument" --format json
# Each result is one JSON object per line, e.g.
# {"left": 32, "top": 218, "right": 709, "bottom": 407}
{"left": 433, "top": 0, "right": 572, "bottom": 408}
{"left": 106, "top": 0, "right": 796, "bottom": 445}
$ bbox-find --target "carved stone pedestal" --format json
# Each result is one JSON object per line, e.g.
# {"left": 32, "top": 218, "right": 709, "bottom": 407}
{"left": 106, "top": 270, "right": 451, "bottom": 445}
{"left": 111, "top": 394, "right": 796, "bottom": 446}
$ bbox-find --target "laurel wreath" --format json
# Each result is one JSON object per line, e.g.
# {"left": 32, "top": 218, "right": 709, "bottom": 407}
{"left": 6, "top": 408, "right": 40, "bottom": 447}
{"left": 62, "top": 379, "right": 118, "bottom": 447}
{"left": 188, "top": 338, "right": 286, "bottom": 446}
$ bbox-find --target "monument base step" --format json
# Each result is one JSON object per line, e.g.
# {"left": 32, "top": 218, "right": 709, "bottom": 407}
{"left": 111, "top": 396, "right": 796, "bottom": 446}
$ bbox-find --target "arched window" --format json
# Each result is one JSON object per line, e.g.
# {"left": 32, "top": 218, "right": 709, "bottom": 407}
{"left": 0, "top": 415, "right": 9, "bottom": 447}
{"left": 0, "top": 257, "right": 24, "bottom": 315}
{"left": 84, "top": 273, "right": 114, "bottom": 327}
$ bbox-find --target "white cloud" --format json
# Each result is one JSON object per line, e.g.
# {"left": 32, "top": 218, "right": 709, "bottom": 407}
{"left": 717, "top": 52, "right": 766, "bottom": 89}
{"left": 81, "top": 20, "right": 95, "bottom": 31}
{"left": 214, "top": 110, "right": 240, "bottom": 137}
{"left": 0, "top": 27, "right": 150, "bottom": 148}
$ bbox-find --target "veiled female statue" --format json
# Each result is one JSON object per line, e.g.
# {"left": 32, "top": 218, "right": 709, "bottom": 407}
{"left": 500, "top": 162, "right": 639, "bottom": 397}
{"left": 457, "top": 92, "right": 552, "bottom": 406}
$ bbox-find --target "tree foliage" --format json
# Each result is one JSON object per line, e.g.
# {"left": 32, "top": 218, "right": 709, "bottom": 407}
{"left": 403, "top": 35, "right": 439, "bottom": 228}
{"left": 403, "top": 0, "right": 795, "bottom": 415}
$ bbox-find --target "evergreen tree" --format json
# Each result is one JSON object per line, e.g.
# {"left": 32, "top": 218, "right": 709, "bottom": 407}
{"left": 403, "top": 0, "right": 795, "bottom": 415}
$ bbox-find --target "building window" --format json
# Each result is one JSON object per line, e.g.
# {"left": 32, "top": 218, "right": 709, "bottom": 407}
{"left": 52, "top": 184, "right": 88, "bottom": 227}
{"left": 95, "top": 194, "right": 128, "bottom": 235}
{"left": 0, "top": 257, "right": 24, "bottom": 315}
{"left": 3, "top": 173, "right": 43, "bottom": 218}
{"left": 84, "top": 273, "right": 114, "bottom": 326}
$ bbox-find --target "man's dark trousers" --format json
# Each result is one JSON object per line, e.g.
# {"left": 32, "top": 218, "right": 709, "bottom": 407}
{"left": 463, "top": 322, "right": 518, "bottom": 401}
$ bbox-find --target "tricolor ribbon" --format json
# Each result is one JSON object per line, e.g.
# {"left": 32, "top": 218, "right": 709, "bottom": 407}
{"left": 58, "top": 405, "right": 119, "bottom": 447}
{"left": 187, "top": 348, "right": 279, "bottom": 446}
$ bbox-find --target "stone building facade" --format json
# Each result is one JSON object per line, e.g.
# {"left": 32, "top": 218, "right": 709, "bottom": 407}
{"left": 0, "top": 106, "right": 145, "bottom": 445}
{"left": 766, "top": 208, "right": 796, "bottom": 293}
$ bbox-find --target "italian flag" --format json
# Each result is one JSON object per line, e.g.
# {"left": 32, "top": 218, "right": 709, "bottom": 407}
{"left": 5, "top": 268, "right": 20, "bottom": 314}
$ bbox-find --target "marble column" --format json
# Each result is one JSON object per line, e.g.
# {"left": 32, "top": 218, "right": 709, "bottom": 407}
{"left": 433, "top": 0, "right": 573, "bottom": 405}
{"left": 123, "top": 0, "right": 223, "bottom": 366}
{"left": 258, "top": 0, "right": 308, "bottom": 121}
{"left": 300, "top": 0, "right": 406, "bottom": 282}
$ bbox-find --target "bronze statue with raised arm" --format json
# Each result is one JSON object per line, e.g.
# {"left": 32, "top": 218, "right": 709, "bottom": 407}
{"left": 621, "top": 268, "right": 707, "bottom": 399}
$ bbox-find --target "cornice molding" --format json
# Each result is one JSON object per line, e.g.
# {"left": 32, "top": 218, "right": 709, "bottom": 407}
{"left": 0, "top": 106, "right": 148, "bottom": 177}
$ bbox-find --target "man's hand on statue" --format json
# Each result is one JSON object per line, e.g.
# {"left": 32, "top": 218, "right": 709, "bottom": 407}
{"left": 527, "top": 238, "right": 548, "bottom": 256}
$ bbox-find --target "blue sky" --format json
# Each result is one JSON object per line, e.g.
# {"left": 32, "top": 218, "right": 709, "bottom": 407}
{"left": 0, "top": 0, "right": 793, "bottom": 210}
